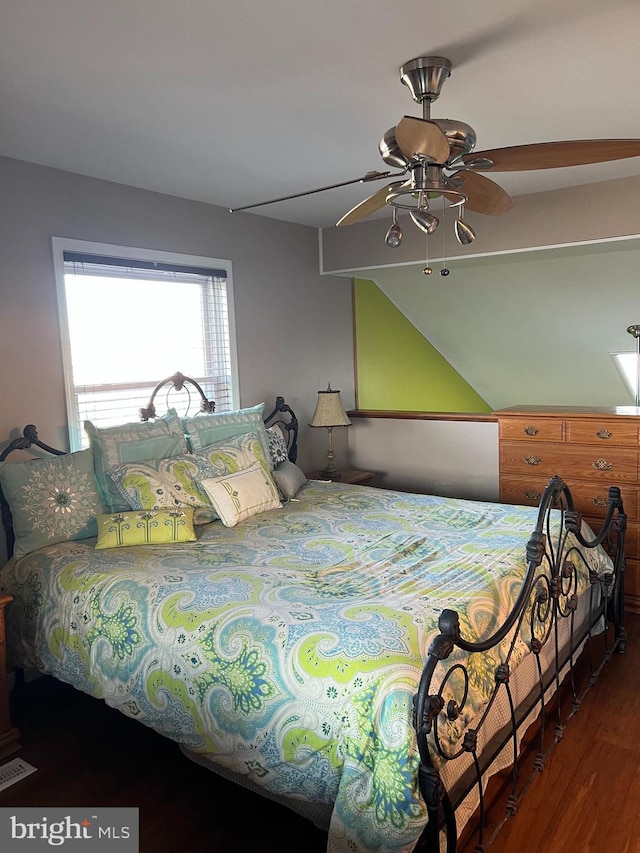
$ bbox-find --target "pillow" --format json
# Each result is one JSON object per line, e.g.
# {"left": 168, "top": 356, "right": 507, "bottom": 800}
{"left": 0, "top": 448, "right": 105, "bottom": 559}
{"left": 266, "top": 425, "right": 289, "bottom": 467}
{"left": 95, "top": 507, "right": 196, "bottom": 549}
{"left": 272, "top": 460, "right": 308, "bottom": 500}
{"left": 107, "top": 453, "right": 218, "bottom": 524}
{"left": 182, "top": 403, "right": 273, "bottom": 468}
{"left": 200, "top": 463, "right": 282, "bottom": 527}
{"left": 201, "top": 431, "right": 271, "bottom": 478}
{"left": 85, "top": 410, "right": 189, "bottom": 512}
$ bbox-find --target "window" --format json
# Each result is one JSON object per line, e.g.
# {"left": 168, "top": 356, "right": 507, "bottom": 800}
{"left": 53, "top": 238, "right": 239, "bottom": 450}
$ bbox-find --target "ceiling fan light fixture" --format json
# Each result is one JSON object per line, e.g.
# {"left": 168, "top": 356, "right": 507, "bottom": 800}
{"left": 385, "top": 209, "right": 404, "bottom": 248}
{"left": 454, "top": 217, "right": 476, "bottom": 245}
{"left": 410, "top": 209, "right": 439, "bottom": 234}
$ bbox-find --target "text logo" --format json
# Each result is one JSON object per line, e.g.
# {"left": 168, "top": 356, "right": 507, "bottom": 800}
{"left": 0, "top": 808, "right": 138, "bottom": 850}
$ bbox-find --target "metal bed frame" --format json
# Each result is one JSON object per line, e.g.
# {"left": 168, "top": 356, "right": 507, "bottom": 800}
{"left": 0, "top": 383, "right": 626, "bottom": 853}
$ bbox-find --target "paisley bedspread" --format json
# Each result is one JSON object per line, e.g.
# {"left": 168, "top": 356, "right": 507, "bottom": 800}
{"left": 0, "top": 481, "right": 612, "bottom": 852}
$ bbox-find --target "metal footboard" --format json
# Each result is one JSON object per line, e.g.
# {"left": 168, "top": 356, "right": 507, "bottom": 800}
{"left": 412, "top": 475, "right": 627, "bottom": 852}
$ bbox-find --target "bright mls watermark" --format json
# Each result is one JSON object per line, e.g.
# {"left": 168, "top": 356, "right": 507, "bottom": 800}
{"left": 0, "top": 808, "right": 139, "bottom": 850}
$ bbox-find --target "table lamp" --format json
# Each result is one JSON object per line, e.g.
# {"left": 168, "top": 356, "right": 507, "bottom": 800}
{"left": 309, "top": 384, "right": 352, "bottom": 478}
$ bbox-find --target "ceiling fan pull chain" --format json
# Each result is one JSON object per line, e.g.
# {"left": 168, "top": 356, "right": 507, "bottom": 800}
{"left": 423, "top": 231, "right": 432, "bottom": 276}
{"left": 441, "top": 203, "right": 450, "bottom": 276}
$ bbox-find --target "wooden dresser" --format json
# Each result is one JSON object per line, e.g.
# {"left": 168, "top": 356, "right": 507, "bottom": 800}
{"left": 495, "top": 405, "right": 640, "bottom": 614}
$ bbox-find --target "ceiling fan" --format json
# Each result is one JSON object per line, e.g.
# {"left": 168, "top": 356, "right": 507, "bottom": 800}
{"left": 230, "top": 55, "right": 640, "bottom": 247}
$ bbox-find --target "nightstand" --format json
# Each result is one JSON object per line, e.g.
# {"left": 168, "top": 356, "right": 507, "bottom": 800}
{"left": 306, "top": 469, "right": 378, "bottom": 487}
{"left": 0, "top": 594, "right": 20, "bottom": 760}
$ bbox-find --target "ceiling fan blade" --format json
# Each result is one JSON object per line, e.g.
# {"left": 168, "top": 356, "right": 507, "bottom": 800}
{"left": 462, "top": 139, "right": 640, "bottom": 172}
{"left": 395, "top": 117, "right": 450, "bottom": 164}
{"left": 336, "top": 181, "right": 407, "bottom": 227}
{"left": 229, "top": 170, "right": 403, "bottom": 213}
{"left": 457, "top": 171, "right": 513, "bottom": 215}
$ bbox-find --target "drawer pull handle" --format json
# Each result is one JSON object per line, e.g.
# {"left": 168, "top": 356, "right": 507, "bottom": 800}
{"left": 591, "top": 495, "right": 608, "bottom": 508}
{"left": 524, "top": 489, "right": 541, "bottom": 501}
{"left": 524, "top": 455, "right": 541, "bottom": 466}
{"left": 595, "top": 429, "right": 612, "bottom": 440}
{"left": 523, "top": 425, "right": 539, "bottom": 436}
{"left": 592, "top": 458, "right": 612, "bottom": 471}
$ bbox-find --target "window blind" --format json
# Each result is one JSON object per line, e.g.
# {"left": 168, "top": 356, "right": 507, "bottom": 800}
{"left": 60, "top": 251, "right": 234, "bottom": 448}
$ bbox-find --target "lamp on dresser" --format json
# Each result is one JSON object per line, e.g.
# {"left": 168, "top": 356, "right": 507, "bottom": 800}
{"left": 309, "top": 384, "right": 352, "bottom": 479}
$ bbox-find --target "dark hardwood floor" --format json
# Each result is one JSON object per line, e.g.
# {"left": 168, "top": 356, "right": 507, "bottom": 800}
{"left": 1, "top": 614, "right": 639, "bottom": 852}
{"left": 1, "top": 676, "right": 328, "bottom": 852}
{"left": 460, "top": 612, "right": 640, "bottom": 853}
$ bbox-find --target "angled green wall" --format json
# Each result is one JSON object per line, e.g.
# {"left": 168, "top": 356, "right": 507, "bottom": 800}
{"left": 354, "top": 278, "right": 491, "bottom": 413}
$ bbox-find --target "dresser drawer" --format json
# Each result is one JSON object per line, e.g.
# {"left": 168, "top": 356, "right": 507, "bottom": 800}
{"left": 582, "top": 517, "right": 639, "bottom": 559}
{"left": 500, "top": 441, "right": 639, "bottom": 483}
{"left": 500, "top": 474, "right": 639, "bottom": 520}
{"left": 568, "top": 481, "right": 638, "bottom": 522}
{"left": 499, "top": 474, "right": 550, "bottom": 507}
{"left": 565, "top": 419, "right": 640, "bottom": 447}
{"left": 498, "top": 417, "right": 564, "bottom": 443}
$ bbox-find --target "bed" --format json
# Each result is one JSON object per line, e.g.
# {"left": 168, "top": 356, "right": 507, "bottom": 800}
{"left": 0, "top": 375, "right": 627, "bottom": 853}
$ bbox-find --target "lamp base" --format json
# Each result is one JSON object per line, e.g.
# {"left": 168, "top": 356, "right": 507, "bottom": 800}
{"left": 320, "top": 467, "right": 342, "bottom": 480}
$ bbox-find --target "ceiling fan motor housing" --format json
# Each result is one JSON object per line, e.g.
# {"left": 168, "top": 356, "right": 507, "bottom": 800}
{"left": 399, "top": 56, "right": 451, "bottom": 104}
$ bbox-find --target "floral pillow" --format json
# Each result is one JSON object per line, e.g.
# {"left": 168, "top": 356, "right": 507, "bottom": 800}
{"left": 0, "top": 449, "right": 105, "bottom": 559}
{"left": 107, "top": 453, "right": 218, "bottom": 524}
{"left": 266, "top": 425, "right": 289, "bottom": 467}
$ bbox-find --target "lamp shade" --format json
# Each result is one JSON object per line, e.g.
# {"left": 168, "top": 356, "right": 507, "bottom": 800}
{"left": 309, "top": 385, "right": 352, "bottom": 428}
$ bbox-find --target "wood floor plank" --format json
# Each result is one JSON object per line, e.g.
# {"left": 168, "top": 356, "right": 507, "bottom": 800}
{"left": 461, "top": 613, "right": 640, "bottom": 852}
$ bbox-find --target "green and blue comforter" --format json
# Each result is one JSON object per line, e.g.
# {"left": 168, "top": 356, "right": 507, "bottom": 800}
{"left": 0, "top": 481, "right": 611, "bottom": 852}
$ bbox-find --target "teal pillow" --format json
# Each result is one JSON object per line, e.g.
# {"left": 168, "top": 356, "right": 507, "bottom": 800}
{"left": 0, "top": 448, "right": 105, "bottom": 559}
{"left": 182, "top": 403, "right": 272, "bottom": 468}
{"left": 84, "top": 410, "right": 189, "bottom": 512}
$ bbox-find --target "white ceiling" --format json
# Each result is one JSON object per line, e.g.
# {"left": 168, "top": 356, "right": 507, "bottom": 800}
{"left": 2, "top": 0, "right": 640, "bottom": 230}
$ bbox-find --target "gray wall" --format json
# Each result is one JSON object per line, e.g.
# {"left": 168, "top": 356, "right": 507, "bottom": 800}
{"left": 0, "top": 156, "right": 354, "bottom": 473}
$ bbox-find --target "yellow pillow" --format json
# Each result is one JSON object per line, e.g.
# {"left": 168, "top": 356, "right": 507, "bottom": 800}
{"left": 200, "top": 463, "right": 282, "bottom": 528}
{"left": 95, "top": 507, "right": 197, "bottom": 549}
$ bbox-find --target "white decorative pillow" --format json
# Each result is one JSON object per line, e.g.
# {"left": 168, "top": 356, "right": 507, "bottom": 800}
{"left": 200, "top": 463, "right": 282, "bottom": 527}
{"left": 272, "top": 460, "right": 307, "bottom": 500}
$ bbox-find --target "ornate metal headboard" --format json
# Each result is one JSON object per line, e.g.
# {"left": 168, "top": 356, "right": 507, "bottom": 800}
{"left": 264, "top": 396, "right": 299, "bottom": 464}
{"left": 139, "top": 371, "right": 298, "bottom": 463}
{"left": 140, "top": 371, "right": 216, "bottom": 421}
{"left": 1, "top": 386, "right": 299, "bottom": 559}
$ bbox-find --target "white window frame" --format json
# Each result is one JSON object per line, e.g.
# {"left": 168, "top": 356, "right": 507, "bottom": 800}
{"left": 52, "top": 237, "right": 240, "bottom": 450}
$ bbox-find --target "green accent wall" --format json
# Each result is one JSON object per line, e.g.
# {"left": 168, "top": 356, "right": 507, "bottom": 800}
{"left": 354, "top": 278, "right": 491, "bottom": 413}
